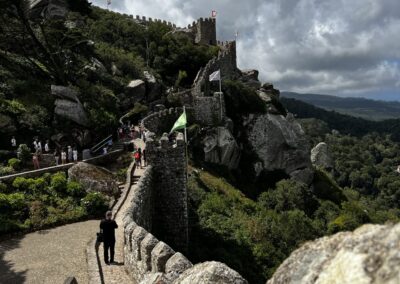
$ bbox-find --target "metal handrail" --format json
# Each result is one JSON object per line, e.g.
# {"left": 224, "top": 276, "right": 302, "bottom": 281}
{"left": 90, "top": 135, "right": 112, "bottom": 154}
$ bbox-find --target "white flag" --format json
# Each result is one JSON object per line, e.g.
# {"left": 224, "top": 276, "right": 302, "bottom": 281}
{"left": 209, "top": 70, "right": 221, "bottom": 82}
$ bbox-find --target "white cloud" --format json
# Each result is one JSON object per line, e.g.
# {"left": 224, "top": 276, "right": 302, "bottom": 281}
{"left": 91, "top": 0, "right": 400, "bottom": 98}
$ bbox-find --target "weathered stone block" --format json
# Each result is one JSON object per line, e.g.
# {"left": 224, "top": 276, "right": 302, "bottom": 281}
{"left": 140, "top": 233, "right": 159, "bottom": 271}
{"left": 151, "top": 241, "right": 175, "bottom": 273}
{"left": 131, "top": 226, "right": 148, "bottom": 260}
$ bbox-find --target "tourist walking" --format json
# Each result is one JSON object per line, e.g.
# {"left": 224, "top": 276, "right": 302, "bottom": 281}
{"left": 32, "top": 152, "right": 40, "bottom": 170}
{"left": 44, "top": 140, "right": 50, "bottom": 153}
{"left": 33, "top": 139, "right": 38, "bottom": 151}
{"left": 11, "top": 136, "right": 17, "bottom": 150}
{"left": 54, "top": 150, "right": 60, "bottom": 165}
{"left": 142, "top": 149, "right": 146, "bottom": 167}
{"left": 73, "top": 148, "right": 78, "bottom": 163}
{"left": 37, "top": 140, "right": 43, "bottom": 154}
{"left": 133, "top": 150, "right": 141, "bottom": 167}
{"left": 100, "top": 211, "right": 118, "bottom": 265}
{"left": 61, "top": 149, "right": 67, "bottom": 164}
{"left": 67, "top": 146, "right": 73, "bottom": 162}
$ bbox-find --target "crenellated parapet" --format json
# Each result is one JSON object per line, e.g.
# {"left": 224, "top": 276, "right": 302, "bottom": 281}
{"left": 141, "top": 107, "right": 184, "bottom": 134}
{"left": 130, "top": 14, "right": 177, "bottom": 28}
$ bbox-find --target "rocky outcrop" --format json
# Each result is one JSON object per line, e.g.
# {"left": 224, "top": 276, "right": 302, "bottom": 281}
{"left": 125, "top": 79, "right": 146, "bottom": 102}
{"left": 84, "top": 58, "right": 107, "bottom": 73}
{"left": 240, "top": 69, "right": 261, "bottom": 89}
{"left": 244, "top": 113, "right": 311, "bottom": 178}
{"left": 68, "top": 162, "right": 119, "bottom": 197}
{"left": 174, "top": 261, "right": 248, "bottom": 284}
{"left": 51, "top": 85, "right": 89, "bottom": 126}
{"left": 268, "top": 222, "right": 400, "bottom": 284}
{"left": 311, "top": 142, "right": 333, "bottom": 170}
{"left": 203, "top": 126, "right": 241, "bottom": 169}
{"left": 29, "top": 0, "right": 68, "bottom": 20}
{"left": 144, "top": 71, "right": 162, "bottom": 102}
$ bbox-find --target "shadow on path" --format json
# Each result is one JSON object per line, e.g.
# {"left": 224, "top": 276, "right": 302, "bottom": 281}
{"left": 0, "top": 236, "right": 27, "bottom": 284}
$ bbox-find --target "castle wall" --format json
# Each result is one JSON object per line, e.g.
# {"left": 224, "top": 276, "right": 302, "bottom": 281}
{"left": 130, "top": 14, "right": 177, "bottom": 28}
{"left": 193, "top": 93, "right": 226, "bottom": 126}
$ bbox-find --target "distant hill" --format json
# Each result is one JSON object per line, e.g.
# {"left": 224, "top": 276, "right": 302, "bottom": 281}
{"left": 281, "top": 92, "right": 400, "bottom": 121}
{"left": 281, "top": 97, "right": 400, "bottom": 141}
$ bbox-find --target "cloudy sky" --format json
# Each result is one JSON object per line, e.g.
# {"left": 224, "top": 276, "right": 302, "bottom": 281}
{"left": 91, "top": 0, "right": 400, "bottom": 101}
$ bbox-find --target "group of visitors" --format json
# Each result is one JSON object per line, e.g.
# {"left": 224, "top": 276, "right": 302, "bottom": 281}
{"left": 54, "top": 145, "right": 79, "bottom": 165}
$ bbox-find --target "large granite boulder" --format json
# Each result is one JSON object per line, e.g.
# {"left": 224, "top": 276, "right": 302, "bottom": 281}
{"left": 68, "top": 162, "right": 119, "bottom": 197}
{"left": 173, "top": 261, "right": 248, "bottom": 284}
{"left": 268, "top": 222, "right": 400, "bottom": 284}
{"left": 244, "top": 113, "right": 311, "bottom": 177}
{"left": 143, "top": 71, "right": 162, "bottom": 101}
{"left": 51, "top": 85, "right": 89, "bottom": 126}
{"left": 124, "top": 79, "right": 146, "bottom": 106}
{"left": 203, "top": 127, "right": 241, "bottom": 169}
{"left": 311, "top": 142, "right": 334, "bottom": 170}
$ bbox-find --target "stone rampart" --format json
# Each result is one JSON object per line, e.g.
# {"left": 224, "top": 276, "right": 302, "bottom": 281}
{"left": 141, "top": 107, "right": 183, "bottom": 134}
{"left": 192, "top": 40, "right": 238, "bottom": 98}
{"left": 123, "top": 165, "right": 248, "bottom": 284}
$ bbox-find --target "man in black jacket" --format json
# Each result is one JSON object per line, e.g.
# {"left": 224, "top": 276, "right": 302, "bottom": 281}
{"left": 100, "top": 211, "right": 118, "bottom": 265}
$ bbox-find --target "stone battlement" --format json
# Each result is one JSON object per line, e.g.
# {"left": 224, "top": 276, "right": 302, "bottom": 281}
{"left": 131, "top": 14, "right": 177, "bottom": 28}
{"left": 141, "top": 107, "right": 184, "bottom": 134}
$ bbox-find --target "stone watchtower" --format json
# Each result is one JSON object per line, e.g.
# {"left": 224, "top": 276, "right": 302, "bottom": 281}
{"left": 145, "top": 133, "right": 188, "bottom": 253}
{"left": 194, "top": 17, "right": 217, "bottom": 46}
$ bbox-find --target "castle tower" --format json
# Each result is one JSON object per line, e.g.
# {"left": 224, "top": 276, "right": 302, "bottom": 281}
{"left": 146, "top": 133, "right": 188, "bottom": 253}
{"left": 195, "top": 17, "right": 217, "bottom": 46}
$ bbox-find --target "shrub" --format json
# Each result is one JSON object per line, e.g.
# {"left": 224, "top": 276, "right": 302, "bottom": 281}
{"left": 29, "top": 200, "right": 48, "bottom": 228}
{"left": 0, "top": 166, "right": 14, "bottom": 176}
{"left": 67, "top": 181, "right": 86, "bottom": 198}
{"left": 50, "top": 172, "right": 67, "bottom": 194}
{"left": 81, "top": 192, "right": 108, "bottom": 216}
{"left": 17, "top": 144, "right": 31, "bottom": 164}
{"left": 0, "top": 192, "right": 27, "bottom": 219}
{"left": 12, "top": 177, "right": 33, "bottom": 191}
{"left": 0, "top": 182, "right": 9, "bottom": 193}
{"left": 8, "top": 158, "right": 21, "bottom": 170}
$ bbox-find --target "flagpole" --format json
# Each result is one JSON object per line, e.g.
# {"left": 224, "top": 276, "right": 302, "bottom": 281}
{"left": 183, "top": 106, "right": 189, "bottom": 179}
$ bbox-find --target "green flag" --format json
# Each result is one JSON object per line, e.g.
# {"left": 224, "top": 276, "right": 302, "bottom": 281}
{"left": 170, "top": 110, "right": 187, "bottom": 133}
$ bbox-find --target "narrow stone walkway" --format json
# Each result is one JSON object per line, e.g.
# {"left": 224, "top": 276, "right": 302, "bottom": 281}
{"left": 101, "top": 138, "right": 145, "bottom": 283}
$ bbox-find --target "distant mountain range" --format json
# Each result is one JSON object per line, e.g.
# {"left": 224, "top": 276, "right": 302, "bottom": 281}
{"left": 281, "top": 92, "right": 400, "bottom": 121}
{"left": 280, "top": 97, "right": 400, "bottom": 142}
